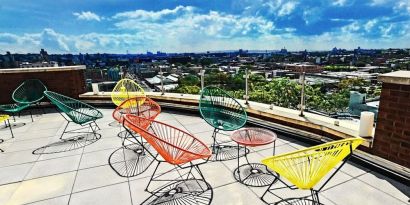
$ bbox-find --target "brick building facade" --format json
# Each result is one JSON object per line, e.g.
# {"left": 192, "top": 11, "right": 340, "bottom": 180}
{"left": 373, "top": 71, "right": 410, "bottom": 168}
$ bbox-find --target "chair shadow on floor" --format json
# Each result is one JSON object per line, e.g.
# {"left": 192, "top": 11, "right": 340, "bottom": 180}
{"left": 108, "top": 143, "right": 157, "bottom": 177}
{"left": 32, "top": 133, "right": 101, "bottom": 154}
{"left": 0, "top": 122, "right": 26, "bottom": 130}
{"left": 141, "top": 178, "right": 213, "bottom": 205}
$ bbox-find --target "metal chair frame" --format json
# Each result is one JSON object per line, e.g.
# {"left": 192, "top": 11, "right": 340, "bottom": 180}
{"left": 122, "top": 114, "right": 212, "bottom": 198}
{"left": 261, "top": 139, "right": 362, "bottom": 205}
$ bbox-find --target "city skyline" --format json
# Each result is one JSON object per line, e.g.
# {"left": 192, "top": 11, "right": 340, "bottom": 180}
{"left": 1, "top": 0, "right": 410, "bottom": 54}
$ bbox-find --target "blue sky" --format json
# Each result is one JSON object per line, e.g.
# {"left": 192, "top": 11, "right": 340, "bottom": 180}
{"left": 0, "top": 0, "right": 410, "bottom": 53}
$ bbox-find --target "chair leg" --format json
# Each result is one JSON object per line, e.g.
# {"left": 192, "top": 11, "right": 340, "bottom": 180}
{"left": 7, "top": 119, "right": 14, "bottom": 138}
{"left": 145, "top": 162, "right": 161, "bottom": 192}
{"left": 29, "top": 110, "right": 33, "bottom": 122}
{"left": 60, "top": 121, "right": 70, "bottom": 140}
{"left": 311, "top": 189, "right": 320, "bottom": 205}
{"left": 0, "top": 139, "right": 4, "bottom": 152}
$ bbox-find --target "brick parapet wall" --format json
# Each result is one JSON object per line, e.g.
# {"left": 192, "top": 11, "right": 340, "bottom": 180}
{"left": 373, "top": 82, "right": 410, "bottom": 168}
{"left": 0, "top": 67, "right": 86, "bottom": 104}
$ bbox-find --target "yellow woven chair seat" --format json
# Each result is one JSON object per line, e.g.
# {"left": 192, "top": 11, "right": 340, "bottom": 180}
{"left": 0, "top": 115, "right": 10, "bottom": 123}
{"left": 261, "top": 138, "right": 363, "bottom": 190}
{"left": 111, "top": 79, "right": 145, "bottom": 107}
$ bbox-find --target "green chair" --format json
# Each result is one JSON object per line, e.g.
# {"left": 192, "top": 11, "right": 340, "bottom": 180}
{"left": 44, "top": 91, "right": 103, "bottom": 140}
{"left": 0, "top": 79, "right": 47, "bottom": 122}
{"left": 199, "top": 86, "right": 248, "bottom": 161}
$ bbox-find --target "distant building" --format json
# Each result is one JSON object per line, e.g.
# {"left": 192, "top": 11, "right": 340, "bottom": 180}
{"left": 285, "top": 63, "right": 323, "bottom": 73}
{"left": 20, "top": 61, "right": 56, "bottom": 68}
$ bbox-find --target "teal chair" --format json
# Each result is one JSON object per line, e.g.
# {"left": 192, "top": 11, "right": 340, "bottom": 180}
{"left": 199, "top": 86, "right": 247, "bottom": 161}
{"left": 44, "top": 91, "right": 103, "bottom": 140}
{"left": 0, "top": 79, "right": 47, "bottom": 122}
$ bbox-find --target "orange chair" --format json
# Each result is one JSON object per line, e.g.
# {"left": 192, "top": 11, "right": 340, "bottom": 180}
{"left": 123, "top": 114, "right": 213, "bottom": 205}
{"left": 112, "top": 96, "right": 160, "bottom": 127}
{"left": 112, "top": 96, "right": 161, "bottom": 146}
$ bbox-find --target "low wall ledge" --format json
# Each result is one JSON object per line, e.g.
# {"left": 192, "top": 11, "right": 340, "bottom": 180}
{"left": 0, "top": 65, "right": 86, "bottom": 74}
{"left": 378, "top": 70, "right": 410, "bottom": 85}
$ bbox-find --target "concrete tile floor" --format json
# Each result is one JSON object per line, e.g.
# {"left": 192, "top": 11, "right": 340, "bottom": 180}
{"left": 0, "top": 108, "right": 408, "bottom": 205}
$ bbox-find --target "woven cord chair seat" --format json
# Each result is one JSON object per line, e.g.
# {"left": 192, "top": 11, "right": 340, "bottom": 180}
{"left": 111, "top": 79, "right": 146, "bottom": 107}
{"left": 261, "top": 138, "right": 364, "bottom": 190}
{"left": 13, "top": 79, "right": 47, "bottom": 104}
{"left": 199, "top": 86, "right": 247, "bottom": 131}
{"left": 0, "top": 103, "right": 30, "bottom": 112}
{"left": 112, "top": 97, "right": 161, "bottom": 126}
{"left": 124, "top": 115, "right": 211, "bottom": 165}
{"left": 44, "top": 91, "right": 103, "bottom": 124}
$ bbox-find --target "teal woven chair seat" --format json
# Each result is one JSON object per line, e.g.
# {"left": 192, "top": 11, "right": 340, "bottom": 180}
{"left": 199, "top": 86, "right": 248, "bottom": 161}
{"left": 200, "top": 86, "right": 247, "bottom": 131}
{"left": 44, "top": 91, "right": 103, "bottom": 140}
{"left": 0, "top": 79, "right": 47, "bottom": 123}
{"left": 0, "top": 104, "right": 30, "bottom": 113}
{"left": 13, "top": 79, "right": 47, "bottom": 104}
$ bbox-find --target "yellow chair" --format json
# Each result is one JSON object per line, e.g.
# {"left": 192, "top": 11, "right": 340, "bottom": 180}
{"left": 0, "top": 115, "right": 14, "bottom": 152}
{"left": 111, "top": 78, "right": 146, "bottom": 107}
{"left": 261, "top": 138, "right": 363, "bottom": 204}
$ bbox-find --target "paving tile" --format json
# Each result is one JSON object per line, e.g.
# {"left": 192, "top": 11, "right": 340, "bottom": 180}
{"left": 37, "top": 148, "right": 83, "bottom": 161}
{"left": 69, "top": 182, "right": 132, "bottom": 205}
{"left": 27, "top": 195, "right": 70, "bottom": 205}
{"left": 357, "top": 171, "right": 409, "bottom": 203}
{"left": 5, "top": 137, "right": 53, "bottom": 153}
{"left": 212, "top": 182, "right": 265, "bottom": 205}
{"left": 322, "top": 179, "right": 406, "bottom": 205}
{"left": 129, "top": 177, "right": 154, "bottom": 205}
{"left": 0, "top": 182, "right": 20, "bottom": 205}
{"left": 0, "top": 149, "right": 40, "bottom": 168}
{"left": 79, "top": 148, "right": 113, "bottom": 169}
{"left": 25, "top": 155, "right": 82, "bottom": 180}
{"left": 72, "top": 164, "right": 127, "bottom": 193}
{"left": 6, "top": 171, "right": 76, "bottom": 205}
{"left": 0, "top": 163, "right": 33, "bottom": 185}
{"left": 83, "top": 137, "right": 121, "bottom": 153}
{"left": 184, "top": 122, "right": 215, "bottom": 134}
{"left": 199, "top": 161, "right": 236, "bottom": 188}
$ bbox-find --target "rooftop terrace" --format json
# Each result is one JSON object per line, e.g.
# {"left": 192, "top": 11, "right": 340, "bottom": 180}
{"left": 0, "top": 108, "right": 408, "bottom": 205}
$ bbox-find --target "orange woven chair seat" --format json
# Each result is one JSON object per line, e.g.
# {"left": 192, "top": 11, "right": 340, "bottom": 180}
{"left": 123, "top": 114, "right": 211, "bottom": 165}
{"left": 112, "top": 97, "right": 161, "bottom": 127}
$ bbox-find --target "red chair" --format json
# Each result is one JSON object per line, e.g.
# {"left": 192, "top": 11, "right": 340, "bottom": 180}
{"left": 123, "top": 114, "right": 213, "bottom": 205}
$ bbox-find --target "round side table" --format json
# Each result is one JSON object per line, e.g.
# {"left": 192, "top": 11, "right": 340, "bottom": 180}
{"left": 231, "top": 127, "right": 279, "bottom": 187}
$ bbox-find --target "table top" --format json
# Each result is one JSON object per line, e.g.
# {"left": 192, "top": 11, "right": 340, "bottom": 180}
{"left": 231, "top": 127, "right": 277, "bottom": 147}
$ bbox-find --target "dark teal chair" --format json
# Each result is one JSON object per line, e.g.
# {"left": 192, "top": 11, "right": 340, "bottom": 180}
{"left": 44, "top": 91, "right": 103, "bottom": 140}
{"left": 0, "top": 79, "right": 47, "bottom": 122}
{"left": 199, "top": 86, "right": 247, "bottom": 161}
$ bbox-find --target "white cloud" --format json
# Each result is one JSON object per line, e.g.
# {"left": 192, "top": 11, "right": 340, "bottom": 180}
{"left": 333, "top": 0, "right": 348, "bottom": 6}
{"left": 364, "top": 19, "right": 377, "bottom": 32}
{"left": 278, "top": 1, "right": 298, "bottom": 16}
{"left": 113, "top": 6, "right": 275, "bottom": 40}
{"left": 73, "top": 11, "right": 102, "bottom": 21}
{"left": 113, "top": 6, "right": 194, "bottom": 21}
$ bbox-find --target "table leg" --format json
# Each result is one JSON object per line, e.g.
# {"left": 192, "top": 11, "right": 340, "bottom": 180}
{"left": 237, "top": 143, "right": 241, "bottom": 181}
{"left": 273, "top": 141, "right": 276, "bottom": 155}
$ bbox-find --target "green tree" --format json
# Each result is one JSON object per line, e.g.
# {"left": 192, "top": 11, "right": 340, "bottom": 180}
{"left": 180, "top": 74, "right": 200, "bottom": 86}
